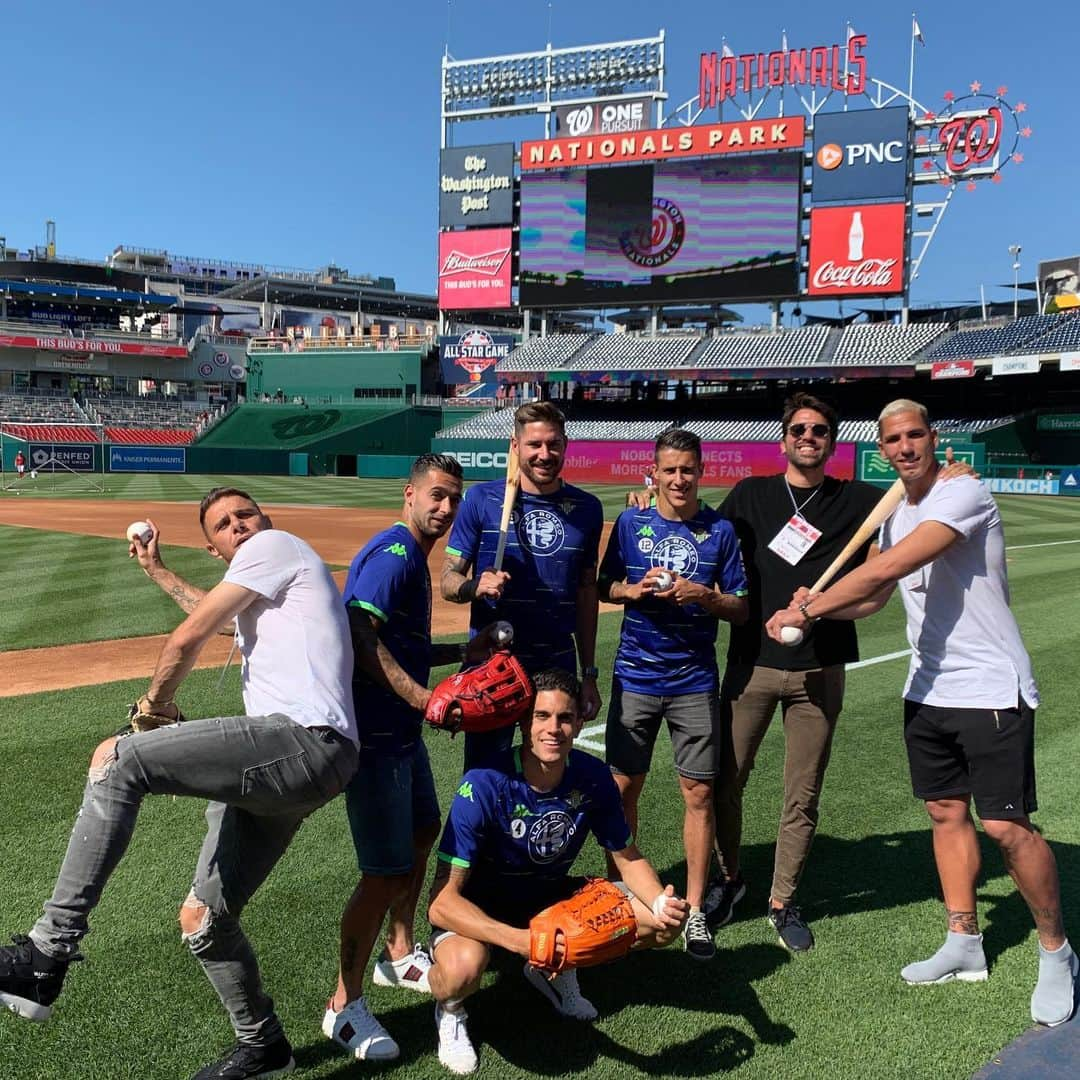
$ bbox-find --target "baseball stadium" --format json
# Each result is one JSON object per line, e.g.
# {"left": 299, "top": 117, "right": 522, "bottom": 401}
{"left": 2, "top": 11, "right": 1080, "bottom": 1080}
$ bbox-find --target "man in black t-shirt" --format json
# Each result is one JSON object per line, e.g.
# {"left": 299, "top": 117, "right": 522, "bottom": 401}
{"left": 706, "top": 393, "right": 883, "bottom": 952}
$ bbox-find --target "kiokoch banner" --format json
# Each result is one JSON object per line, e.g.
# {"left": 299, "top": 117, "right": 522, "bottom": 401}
{"left": 807, "top": 202, "right": 905, "bottom": 296}
{"left": 438, "top": 228, "right": 513, "bottom": 310}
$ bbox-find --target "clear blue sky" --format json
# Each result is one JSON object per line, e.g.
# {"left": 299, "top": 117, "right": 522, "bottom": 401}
{"left": 3, "top": 0, "right": 1075, "bottom": 316}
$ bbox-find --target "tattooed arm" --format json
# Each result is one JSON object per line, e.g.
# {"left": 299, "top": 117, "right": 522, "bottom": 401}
{"left": 350, "top": 606, "right": 432, "bottom": 711}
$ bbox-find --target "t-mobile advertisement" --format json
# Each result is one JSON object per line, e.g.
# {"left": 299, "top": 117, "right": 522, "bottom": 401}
{"left": 562, "top": 440, "right": 855, "bottom": 483}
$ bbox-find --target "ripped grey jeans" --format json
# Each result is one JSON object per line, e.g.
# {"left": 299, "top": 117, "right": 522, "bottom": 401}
{"left": 30, "top": 713, "right": 357, "bottom": 1046}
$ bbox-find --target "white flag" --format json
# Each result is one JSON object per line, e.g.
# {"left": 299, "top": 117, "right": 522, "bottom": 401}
{"left": 721, "top": 39, "right": 734, "bottom": 59}
{"left": 913, "top": 17, "right": 925, "bottom": 45}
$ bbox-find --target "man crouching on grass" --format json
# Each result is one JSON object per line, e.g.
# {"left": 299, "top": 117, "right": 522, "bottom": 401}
{"left": 766, "top": 400, "right": 1076, "bottom": 1027}
{"left": 426, "top": 668, "right": 688, "bottom": 1075}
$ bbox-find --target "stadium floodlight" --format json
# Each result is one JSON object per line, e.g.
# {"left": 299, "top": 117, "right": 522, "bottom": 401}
{"left": 1009, "top": 244, "right": 1022, "bottom": 320}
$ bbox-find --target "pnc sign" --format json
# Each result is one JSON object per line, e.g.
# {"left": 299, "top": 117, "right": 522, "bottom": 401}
{"left": 811, "top": 105, "right": 910, "bottom": 204}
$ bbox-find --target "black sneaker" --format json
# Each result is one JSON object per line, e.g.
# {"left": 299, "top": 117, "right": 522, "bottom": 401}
{"left": 767, "top": 904, "right": 814, "bottom": 952}
{"left": 191, "top": 1038, "right": 295, "bottom": 1079}
{"left": 682, "top": 910, "right": 716, "bottom": 961}
{"left": 0, "top": 933, "right": 79, "bottom": 1022}
{"left": 704, "top": 874, "right": 747, "bottom": 930}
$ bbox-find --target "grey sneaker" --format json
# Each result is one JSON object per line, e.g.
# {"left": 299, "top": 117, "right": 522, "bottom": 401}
{"left": 901, "top": 932, "right": 988, "bottom": 985}
{"left": 682, "top": 910, "right": 716, "bottom": 961}
{"left": 1031, "top": 941, "right": 1079, "bottom": 1026}
{"left": 767, "top": 904, "right": 814, "bottom": 952}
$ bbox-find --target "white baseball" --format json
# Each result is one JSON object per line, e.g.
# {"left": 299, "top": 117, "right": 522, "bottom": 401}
{"left": 654, "top": 571, "right": 674, "bottom": 592}
{"left": 126, "top": 520, "right": 153, "bottom": 545}
{"left": 493, "top": 621, "right": 514, "bottom": 646}
{"left": 780, "top": 625, "right": 804, "bottom": 646}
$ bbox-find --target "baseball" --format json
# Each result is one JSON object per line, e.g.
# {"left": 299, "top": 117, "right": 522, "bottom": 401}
{"left": 654, "top": 571, "right": 674, "bottom": 592}
{"left": 493, "top": 621, "right": 514, "bottom": 646}
{"left": 780, "top": 625, "right": 804, "bottom": 646}
{"left": 126, "top": 520, "right": 153, "bottom": 546}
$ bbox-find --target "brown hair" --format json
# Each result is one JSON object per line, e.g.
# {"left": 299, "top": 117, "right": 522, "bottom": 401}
{"left": 513, "top": 401, "right": 567, "bottom": 439}
{"left": 781, "top": 391, "right": 838, "bottom": 442}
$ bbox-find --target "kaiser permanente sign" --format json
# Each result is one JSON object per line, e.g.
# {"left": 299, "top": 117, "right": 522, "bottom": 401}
{"left": 521, "top": 117, "right": 805, "bottom": 169}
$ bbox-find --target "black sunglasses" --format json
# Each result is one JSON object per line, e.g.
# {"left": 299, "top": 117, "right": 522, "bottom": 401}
{"left": 787, "top": 422, "right": 830, "bottom": 438}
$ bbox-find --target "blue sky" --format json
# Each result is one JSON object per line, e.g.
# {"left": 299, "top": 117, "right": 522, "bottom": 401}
{"left": 3, "top": 1, "right": 1075, "bottom": 316}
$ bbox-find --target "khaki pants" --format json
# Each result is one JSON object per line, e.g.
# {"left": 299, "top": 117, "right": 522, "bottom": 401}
{"left": 714, "top": 664, "right": 846, "bottom": 906}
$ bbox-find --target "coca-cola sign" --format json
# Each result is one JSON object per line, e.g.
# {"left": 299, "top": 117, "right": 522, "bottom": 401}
{"left": 438, "top": 228, "right": 513, "bottom": 310}
{"left": 806, "top": 202, "right": 906, "bottom": 297}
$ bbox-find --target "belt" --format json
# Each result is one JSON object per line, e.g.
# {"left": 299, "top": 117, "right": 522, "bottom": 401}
{"left": 309, "top": 725, "right": 348, "bottom": 744}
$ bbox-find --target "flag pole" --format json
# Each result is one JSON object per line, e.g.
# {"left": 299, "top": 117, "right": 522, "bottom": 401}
{"left": 908, "top": 13, "right": 917, "bottom": 116}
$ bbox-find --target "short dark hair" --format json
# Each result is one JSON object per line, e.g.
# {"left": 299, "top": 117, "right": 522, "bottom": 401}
{"left": 513, "top": 401, "right": 567, "bottom": 439}
{"left": 531, "top": 667, "right": 580, "bottom": 704}
{"left": 654, "top": 427, "right": 702, "bottom": 464}
{"left": 199, "top": 487, "right": 260, "bottom": 527}
{"left": 409, "top": 452, "right": 463, "bottom": 484}
{"left": 781, "top": 392, "right": 839, "bottom": 442}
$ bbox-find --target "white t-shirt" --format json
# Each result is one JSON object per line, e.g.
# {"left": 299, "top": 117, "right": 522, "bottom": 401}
{"left": 880, "top": 476, "right": 1038, "bottom": 710}
{"left": 223, "top": 529, "right": 358, "bottom": 742}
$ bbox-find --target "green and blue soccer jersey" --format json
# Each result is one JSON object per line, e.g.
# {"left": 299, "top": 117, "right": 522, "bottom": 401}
{"left": 342, "top": 522, "right": 430, "bottom": 755}
{"left": 437, "top": 749, "right": 632, "bottom": 885}
{"left": 445, "top": 480, "right": 603, "bottom": 672}
{"left": 599, "top": 505, "right": 748, "bottom": 695}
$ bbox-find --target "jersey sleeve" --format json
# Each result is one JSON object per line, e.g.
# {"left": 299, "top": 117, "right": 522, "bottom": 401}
{"left": 342, "top": 540, "right": 411, "bottom": 623}
{"left": 715, "top": 521, "right": 749, "bottom": 596}
{"left": 585, "top": 760, "right": 634, "bottom": 852}
{"left": 437, "top": 772, "right": 496, "bottom": 868}
{"left": 597, "top": 511, "right": 631, "bottom": 590}
{"left": 582, "top": 496, "right": 604, "bottom": 571}
{"left": 923, "top": 477, "right": 995, "bottom": 539}
{"left": 223, "top": 530, "right": 300, "bottom": 600}
{"left": 445, "top": 487, "right": 482, "bottom": 566}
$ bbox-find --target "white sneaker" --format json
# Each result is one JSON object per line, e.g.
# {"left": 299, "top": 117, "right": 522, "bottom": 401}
{"left": 436, "top": 1002, "right": 478, "bottom": 1075}
{"left": 322, "top": 997, "right": 400, "bottom": 1061}
{"left": 373, "top": 942, "right": 432, "bottom": 993}
{"left": 522, "top": 963, "right": 598, "bottom": 1021}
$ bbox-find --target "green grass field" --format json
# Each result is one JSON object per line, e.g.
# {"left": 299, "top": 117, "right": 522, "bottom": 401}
{"left": 1, "top": 479, "right": 1079, "bottom": 1079}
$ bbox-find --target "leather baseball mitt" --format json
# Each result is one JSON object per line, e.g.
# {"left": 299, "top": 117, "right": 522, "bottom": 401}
{"left": 424, "top": 651, "right": 534, "bottom": 735}
{"left": 124, "top": 698, "right": 186, "bottom": 733}
{"left": 529, "top": 878, "right": 637, "bottom": 972}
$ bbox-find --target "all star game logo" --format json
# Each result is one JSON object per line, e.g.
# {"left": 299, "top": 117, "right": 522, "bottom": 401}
{"left": 620, "top": 197, "right": 685, "bottom": 268}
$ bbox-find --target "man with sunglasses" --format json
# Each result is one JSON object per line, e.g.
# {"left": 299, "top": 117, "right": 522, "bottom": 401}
{"left": 706, "top": 392, "right": 886, "bottom": 951}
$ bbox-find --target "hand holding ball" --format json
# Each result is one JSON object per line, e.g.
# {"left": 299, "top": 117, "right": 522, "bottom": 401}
{"left": 780, "top": 625, "right": 804, "bottom": 646}
{"left": 654, "top": 571, "right": 674, "bottom": 593}
{"left": 126, "top": 520, "right": 153, "bottom": 546}
{"left": 493, "top": 621, "right": 514, "bottom": 647}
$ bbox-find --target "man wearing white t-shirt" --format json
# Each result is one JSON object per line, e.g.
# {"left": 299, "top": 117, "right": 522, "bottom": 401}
{"left": 0, "top": 488, "right": 360, "bottom": 1078}
{"left": 765, "top": 400, "right": 1076, "bottom": 1028}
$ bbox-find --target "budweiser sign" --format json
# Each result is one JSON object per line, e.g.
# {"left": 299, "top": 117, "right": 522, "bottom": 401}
{"left": 438, "top": 228, "right": 513, "bottom": 310}
{"left": 807, "top": 203, "right": 905, "bottom": 297}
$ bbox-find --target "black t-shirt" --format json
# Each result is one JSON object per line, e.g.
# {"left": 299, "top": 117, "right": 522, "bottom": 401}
{"left": 719, "top": 474, "right": 885, "bottom": 671}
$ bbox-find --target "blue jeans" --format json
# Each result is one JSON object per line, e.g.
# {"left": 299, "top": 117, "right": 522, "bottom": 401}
{"left": 30, "top": 713, "right": 357, "bottom": 1045}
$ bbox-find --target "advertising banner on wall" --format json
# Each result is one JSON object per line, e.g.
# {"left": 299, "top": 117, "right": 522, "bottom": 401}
{"left": 439, "top": 144, "right": 515, "bottom": 228}
{"left": 29, "top": 442, "right": 94, "bottom": 472}
{"left": 109, "top": 446, "right": 187, "bottom": 473}
{"left": 1060, "top": 353, "right": 1080, "bottom": 371}
{"left": 439, "top": 330, "right": 514, "bottom": 385}
{"left": 811, "top": 105, "right": 909, "bottom": 204}
{"left": 1036, "top": 413, "right": 1080, "bottom": 431}
{"left": 991, "top": 356, "right": 1040, "bottom": 376}
{"left": 931, "top": 359, "right": 976, "bottom": 380}
{"left": 807, "top": 202, "right": 905, "bottom": 296}
{"left": 438, "top": 228, "right": 513, "bottom": 310}
{"left": 0, "top": 333, "right": 187, "bottom": 358}
{"left": 857, "top": 442, "right": 984, "bottom": 488}
{"left": 554, "top": 96, "right": 653, "bottom": 137}
{"left": 1038, "top": 256, "right": 1080, "bottom": 313}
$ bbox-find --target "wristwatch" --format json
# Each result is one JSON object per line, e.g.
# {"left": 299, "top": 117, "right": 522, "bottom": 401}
{"left": 581, "top": 666, "right": 599, "bottom": 679}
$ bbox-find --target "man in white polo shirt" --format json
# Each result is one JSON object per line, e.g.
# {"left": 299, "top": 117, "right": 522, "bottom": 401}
{"left": 0, "top": 487, "right": 360, "bottom": 1078}
{"left": 765, "top": 399, "right": 1075, "bottom": 1028}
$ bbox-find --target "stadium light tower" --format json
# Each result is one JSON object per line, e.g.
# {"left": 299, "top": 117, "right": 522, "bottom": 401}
{"left": 1009, "top": 244, "right": 1022, "bottom": 319}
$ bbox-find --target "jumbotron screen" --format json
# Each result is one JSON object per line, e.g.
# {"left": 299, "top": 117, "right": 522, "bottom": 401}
{"left": 518, "top": 152, "right": 802, "bottom": 306}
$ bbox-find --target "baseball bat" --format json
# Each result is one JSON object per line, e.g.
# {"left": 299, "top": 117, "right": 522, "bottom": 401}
{"left": 492, "top": 440, "right": 520, "bottom": 572}
{"left": 808, "top": 477, "right": 905, "bottom": 594}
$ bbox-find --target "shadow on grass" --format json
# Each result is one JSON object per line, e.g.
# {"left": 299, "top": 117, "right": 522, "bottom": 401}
{"left": 294, "top": 942, "right": 792, "bottom": 1076}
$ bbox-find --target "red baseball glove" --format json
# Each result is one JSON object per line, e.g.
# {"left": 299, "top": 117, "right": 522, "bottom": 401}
{"left": 529, "top": 878, "right": 637, "bottom": 973}
{"left": 424, "top": 651, "right": 534, "bottom": 735}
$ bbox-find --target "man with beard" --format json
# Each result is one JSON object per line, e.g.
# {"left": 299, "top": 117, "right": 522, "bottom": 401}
{"left": 442, "top": 402, "right": 604, "bottom": 770}
{"left": 324, "top": 454, "right": 500, "bottom": 1062}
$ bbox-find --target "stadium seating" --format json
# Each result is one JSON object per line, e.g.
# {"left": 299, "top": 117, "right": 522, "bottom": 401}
{"left": 1020, "top": 312, "right": 1080, "bottom": 354}
{"left": 85, "top": 396, "right": 198, "bottom": 431}
{"left": 0, "top": 391, "right": 85, "bottom": 423}
{"left": 691, "top": 326, "right": 831, "bottom": 368}
{"left": 105, "top": 428, "right": 195, "bottom": 445}
{"left": 567, "top": 335, "right": 701, "bottom": 371}
{"left": 830, "top": 323, "right": 951, "bottom": 366}
{"left": 497, "top": 334, "right": 595, "bottom": 371}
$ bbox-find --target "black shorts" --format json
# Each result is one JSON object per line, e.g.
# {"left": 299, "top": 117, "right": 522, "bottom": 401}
{"left": 903, "top": 699, "right": 1037, "bottom": 820}
{"left": 431, "top": 874, "right": 586, "bottom": 945}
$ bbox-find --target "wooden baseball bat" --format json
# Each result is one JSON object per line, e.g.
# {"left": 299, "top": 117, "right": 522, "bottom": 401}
{"left": 492, "top": 440, "right": 520, "bottom": 572}
{"left": 808, "top": 477, "right": 905, "bottom": 594}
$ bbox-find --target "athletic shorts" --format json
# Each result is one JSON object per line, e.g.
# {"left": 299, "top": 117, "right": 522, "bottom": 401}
{"left": 430, "top": 874, "right": 586, "bottom": 948}
{"left": 903, "top": 699, "right": 1037, "bottom": 820}
{"left": 606, "top": 678, "right": 719, "bottom": 780}
{"left": 345, "top": 740, "right": 440, "bottom": 875}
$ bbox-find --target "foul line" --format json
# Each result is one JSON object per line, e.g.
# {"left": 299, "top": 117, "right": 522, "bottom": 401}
{"left": 573, "top": 647, "right": 913, "bottom": 752}
{"left": 1005, "top": 538, "right": 1080, "bottom": 551}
